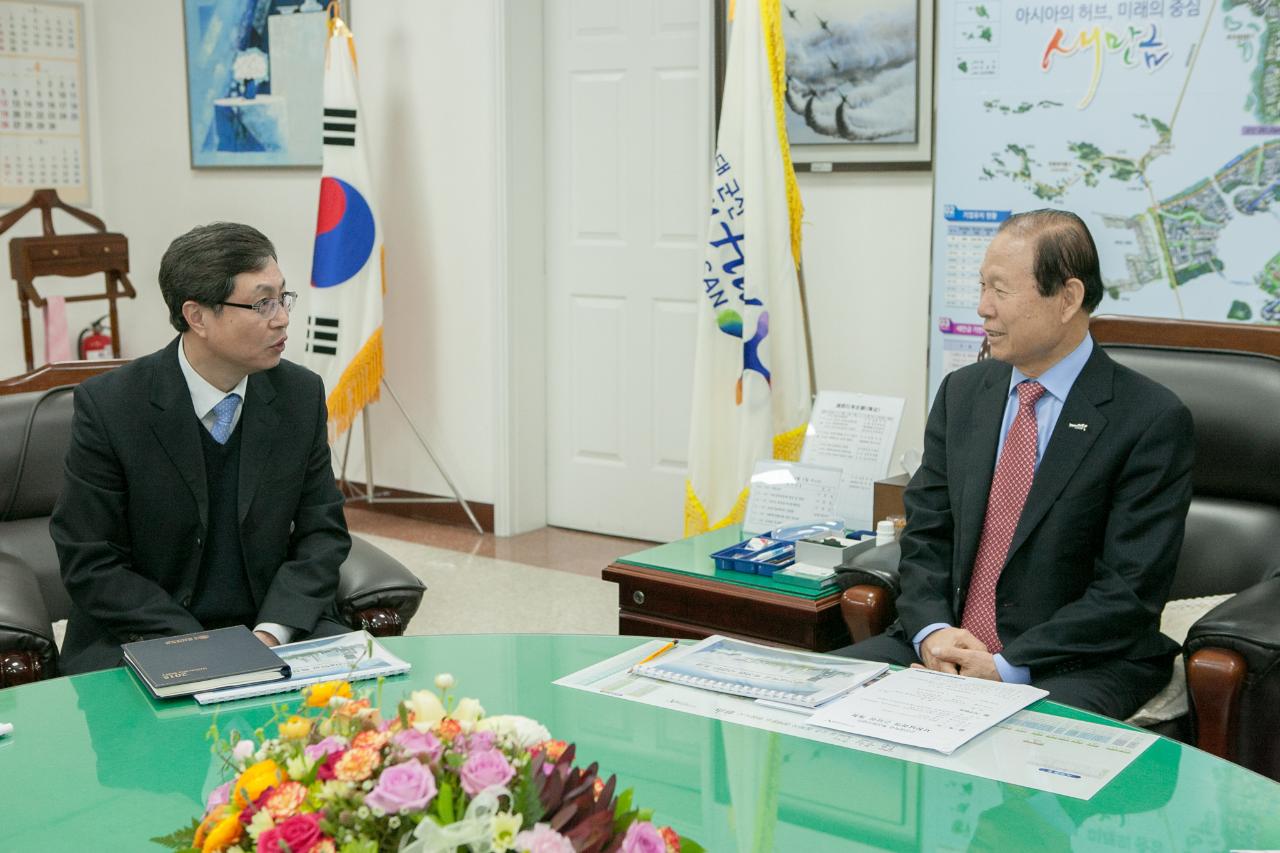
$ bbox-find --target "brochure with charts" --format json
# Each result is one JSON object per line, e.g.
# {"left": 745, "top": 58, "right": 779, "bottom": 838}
{"left": 193, "top": 630, "right": 410, "bottom": 705}
{"left": 630, "top": 635, "right": 887, "bottom": 708}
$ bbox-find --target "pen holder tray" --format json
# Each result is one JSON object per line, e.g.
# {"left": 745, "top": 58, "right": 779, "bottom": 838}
{"left": 710, "top": 537, "right": 795, "bottom": 576}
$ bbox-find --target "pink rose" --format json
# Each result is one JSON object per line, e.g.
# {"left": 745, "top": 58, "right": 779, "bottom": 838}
{"left": 304, "top": 735, "right": 348, "bottom": 762}
{"left": 364, "top": 759, "right": 438, "bottom": 815}
{"left": 467, "top": 730, "right": 496, "bottom": 752}
{"left": 392, "top": 728, "right": 443, "bottom": 764}
{"left": 256, "top": 812, "right": 326, "bottom": 853}
{"left": 620, "top": 821, "right": 666, "bottom": 853}
{"left": 459, "top": 748, "right": 515, "bottom": 797}
{"left": 513, "top": 824, "right": 575, "bottom": 853}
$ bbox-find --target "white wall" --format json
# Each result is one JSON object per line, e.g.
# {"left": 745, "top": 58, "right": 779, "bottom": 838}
{"left": 799, "top": 169, "right": 934, "bottom": 474}
{"left": 0, "top": 0, "right": 496, "bottom": 505}
{"left": 1, "top": 2, "right": 932, "bottom": 526}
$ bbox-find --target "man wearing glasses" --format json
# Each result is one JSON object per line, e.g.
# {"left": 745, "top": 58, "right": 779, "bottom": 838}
{"left": 51, "top": 222, "right": 352, "bottom": 674}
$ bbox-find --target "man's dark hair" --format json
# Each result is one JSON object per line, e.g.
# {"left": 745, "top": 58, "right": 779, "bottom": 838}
{"left": 998, "top": 209, "right": 1104, "bottom": 313}
{"left": 159, "top": 222, "right": 278, "bottom": 332}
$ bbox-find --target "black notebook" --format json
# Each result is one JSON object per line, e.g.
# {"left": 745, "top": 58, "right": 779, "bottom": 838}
{"left": 122, "top": 625, "right": 291, "bottom": 699}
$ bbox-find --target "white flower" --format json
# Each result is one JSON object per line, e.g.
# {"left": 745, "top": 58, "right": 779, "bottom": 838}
{"left": 434, "top": 673, "right": 455, "bottom": 690}
{"left": 246, "top": 808, "right": 275, "bottom": 839}
{"left": 491, "top": 811, "right": 523, "bottom": 852}
{"left": 284, "top": 754, "right": 316, "bottom": 780}
{"left": 232, "top": 48, "right": 268, "bottom": 82}
{"left": 407, "top": 689, "right": 447, "bottom": 731}
{"left": 475, "top": 715, "right": 551, "bottom": 749}
{"left": 232, "top": 739, "right": 256, "bottom": 765}
{"left": 454, "top": 697, "right": 485, "bottom": 725}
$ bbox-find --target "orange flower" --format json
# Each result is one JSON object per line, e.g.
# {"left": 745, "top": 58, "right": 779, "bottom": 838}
{"left": 533, "top": 739, "right": 568, "bottom": 762}
{"left": 278, "top": 715, "right": 313, "bottom": 740}
{"left": 192, "top": 806, "right": 227, "bottom": 848}
{"left": 436, "top": 717, "right": 462, "bottom": 742}
{"left": 200, "top": 812, "right": 243, "bottom": 853}
{"left": 334, "top": 746, "right": 381, "bottom": 782}
{"left": 305, "top": 680, "right": 352, "bottom": 708}
{"left": 233, "top": 759, "right": 283, "bottom": 808}
{"left": 660, "top": 826, "right": 681, "bottom": 853}
{"left": 264, "top": 780, "right": 309, "bottom": 820}
{"left": 592, "top": 777, "right": 606, "bottom": 800}
{"left": 351, "top": 728, "right": 391, "bottom": 752}
{"left": 336, "top": 697, "right": 372, "bottom": 718}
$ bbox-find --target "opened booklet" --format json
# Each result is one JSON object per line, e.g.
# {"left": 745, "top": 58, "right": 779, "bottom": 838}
{"left": 193, "top": 630, "right": 410, "bottom": 705}
{"left": 630, "top": 635, "right": 886, "bottom": 708}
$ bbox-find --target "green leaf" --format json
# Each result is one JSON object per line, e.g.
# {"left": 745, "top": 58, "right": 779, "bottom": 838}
{"left": 613, "top": 788, "right": 634, "bottom": 819}
{"left": 510, "top": 762, "right": 545, "bottom": 828}
{"left": 338, "top": 840, "right": 379, "bottom": 853}
{"left": 437, "top": 781, "right": 456, "bottom": 823}
{"left": 680, "top": 838, "right": 707, "bottom": 853}
{"left": 149, "top": 817, "right": 201, "bottom": 850}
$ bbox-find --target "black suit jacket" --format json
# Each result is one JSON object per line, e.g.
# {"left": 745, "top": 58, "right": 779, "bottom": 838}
{"left": 51, "top": 337, "right": 351, "bottom": 674}
{"left": 894, "top": 343, "right": 1194, "bottom": 676}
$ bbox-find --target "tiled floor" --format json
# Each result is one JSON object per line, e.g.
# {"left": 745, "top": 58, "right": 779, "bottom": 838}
{"left": 342, "top": 505, "right": 657, "bottom": 579}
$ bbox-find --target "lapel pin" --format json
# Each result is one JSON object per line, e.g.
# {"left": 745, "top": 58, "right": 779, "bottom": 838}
{"left": 1068, "top": 422, "right": 1088, "bottom": 432}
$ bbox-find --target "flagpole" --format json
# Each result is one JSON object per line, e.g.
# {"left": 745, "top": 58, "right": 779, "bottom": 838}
{"left": 796, "top": 260, "right": 818, "bottom": 399}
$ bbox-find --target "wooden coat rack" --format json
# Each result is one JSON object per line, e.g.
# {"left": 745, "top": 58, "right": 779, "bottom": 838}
{"left": 0, "top": 189, "right": 135, "bottom": 371}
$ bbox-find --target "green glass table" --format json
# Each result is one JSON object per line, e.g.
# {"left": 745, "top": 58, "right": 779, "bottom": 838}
{"left": 603, "top": 526, "right": 854, "bottom": 650}
{"left": 4, "top": 634, "right": 1280, "bottom": 851}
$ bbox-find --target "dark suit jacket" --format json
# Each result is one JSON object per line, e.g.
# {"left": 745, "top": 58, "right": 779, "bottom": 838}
{"left": 51, "top": 337, "right": 351, "bottom": 674}
{"left": 894, "top": 343, "right": 1194, "bottom": 677}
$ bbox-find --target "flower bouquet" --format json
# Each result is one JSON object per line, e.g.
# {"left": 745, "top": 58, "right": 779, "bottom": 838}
{"left": 154, "top": 674, "right": 702, "bottom": 853}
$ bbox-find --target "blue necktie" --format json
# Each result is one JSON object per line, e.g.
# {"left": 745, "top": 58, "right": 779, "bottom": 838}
{"left": 209, "top": 393, "right": 241, "bottom": 444}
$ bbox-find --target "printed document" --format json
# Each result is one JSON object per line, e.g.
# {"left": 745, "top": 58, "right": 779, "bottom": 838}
{"left": 741, "top": 460, "right": 843, "bottom": 535}
{"left": 808, "top": 667, "right": 1048, "bottom": 754}
{"left": 557, "top": 641, "right": 1154, "bottom": 800}
{"left": 194, "top": 630, "right": 410, "bottom": 705}
{"left": 801, "top": 391, "right": 905, "bottom": 530}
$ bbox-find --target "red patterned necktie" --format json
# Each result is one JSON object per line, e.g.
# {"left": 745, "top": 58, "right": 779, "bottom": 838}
{"left": 960, "top": 380, "right": 1047, "bottom": 654}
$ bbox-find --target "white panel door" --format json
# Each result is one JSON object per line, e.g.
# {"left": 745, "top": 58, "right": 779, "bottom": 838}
{"left": 545, "top": 0, "right": 710, "bottom": 541}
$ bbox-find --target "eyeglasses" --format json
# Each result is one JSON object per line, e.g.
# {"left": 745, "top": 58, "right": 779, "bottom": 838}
{"left": 219, "top": 291, "right": 298, "bottom": 319}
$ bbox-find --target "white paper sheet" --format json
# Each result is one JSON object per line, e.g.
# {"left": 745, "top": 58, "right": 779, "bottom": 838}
{"left": 800, "top": 392, "right": 905, "bottom": 531}
{"left": 808, "top": 667, "right": 1048, "bottom": 754}
{"left": 741, "top": 460, "right": 844, "bottom": 535}
{"left": 556, "top": 642, "right": 1156, "bottom": 800}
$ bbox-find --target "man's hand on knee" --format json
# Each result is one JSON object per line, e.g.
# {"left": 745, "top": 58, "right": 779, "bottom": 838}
{"left": 917, "top": 627, "right": 987, "bottom": 675}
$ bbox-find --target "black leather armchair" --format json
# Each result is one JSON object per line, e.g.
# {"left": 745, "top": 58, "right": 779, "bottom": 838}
{"left": 0, "top": 361, "right": 426, "bottom": 688}
{"left": 839, "top": 316, "right": 1280, "bottom": 780}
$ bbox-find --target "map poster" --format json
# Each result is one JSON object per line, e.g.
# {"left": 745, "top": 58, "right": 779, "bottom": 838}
{"left": 929, "top": 0, "right": 1279, "bottom": 396}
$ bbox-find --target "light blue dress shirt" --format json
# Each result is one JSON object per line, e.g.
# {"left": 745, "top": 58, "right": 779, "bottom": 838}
{"left": 914, "top": 334, "right": 1094, "bottom": 683}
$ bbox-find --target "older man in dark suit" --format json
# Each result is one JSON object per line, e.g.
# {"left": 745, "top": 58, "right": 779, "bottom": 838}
{"left": 842, "top": 209, "right": 1194, "bottom": 719}
{"left": 51, "top": 222, "right": 351, "bottom": 675}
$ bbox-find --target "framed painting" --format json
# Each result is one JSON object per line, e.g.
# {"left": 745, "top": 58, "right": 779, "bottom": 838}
{"left": 182, "top": 0, "right": 328, "bottom": 168}
{"left": 778, "top": 0, "right": 933, "bottom": 169}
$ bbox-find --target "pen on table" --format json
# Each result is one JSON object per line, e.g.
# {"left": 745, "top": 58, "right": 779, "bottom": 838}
{"left": 636, "top": 641, "right": 678, "bottom": 666}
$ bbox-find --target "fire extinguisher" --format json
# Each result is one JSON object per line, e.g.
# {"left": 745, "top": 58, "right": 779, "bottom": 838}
{"left": 78, "top": 316, "right": 113, "bottom": 360}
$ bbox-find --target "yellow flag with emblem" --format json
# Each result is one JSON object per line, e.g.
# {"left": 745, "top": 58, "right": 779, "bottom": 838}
{"left": 684, "top": 0, "right": 811, "bottom": 536}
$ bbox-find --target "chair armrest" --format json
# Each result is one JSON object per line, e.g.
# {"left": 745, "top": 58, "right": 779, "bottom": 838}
{"left": 336, "top": 535, "right": 426, "bottom": 637}
{"left": 0, "top": 555, "right": 57, "bottom": 686}
{"left": 835, "top": 541, "right": 901, "bottom": 643}
{"left": 1184, "top": 576, "right": 1280, "bottom": 772}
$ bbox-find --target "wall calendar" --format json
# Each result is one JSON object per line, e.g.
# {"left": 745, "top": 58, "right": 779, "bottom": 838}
{"left": 0, "top": 1, "right": 89, "bottom": 206}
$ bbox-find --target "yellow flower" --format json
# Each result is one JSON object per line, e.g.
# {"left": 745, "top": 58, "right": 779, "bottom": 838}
{"left": 200, "top": 812, "right": 243, "bottom": 853}
{"left": 278, "top": 715, "right": 312, "bottom": 740}
{"left": 407, "top": 689, "right": 446, "bottom": 730}
{"left": 491, "top": 811, "right": 523, "bottom": 852}
{"left": 454, "top": 697, "right": 485, "bottom": 725}
{"left": 305, "top": 680, "right": 352, "bottom": 707}
{"left": 334, "top": 746, "right": 381, "bottom": 782}
{"left": 233, "top": 759, "right": 284, "bottom": 808}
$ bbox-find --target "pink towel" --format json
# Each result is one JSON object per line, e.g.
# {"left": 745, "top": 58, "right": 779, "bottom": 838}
{"left": 43, "top": 296, "right": 73, "bottom": 362}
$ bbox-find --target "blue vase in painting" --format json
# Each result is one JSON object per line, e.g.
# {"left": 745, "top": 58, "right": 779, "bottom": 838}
{"left": 245, "top": 79, "right": 258, "bottom": 99}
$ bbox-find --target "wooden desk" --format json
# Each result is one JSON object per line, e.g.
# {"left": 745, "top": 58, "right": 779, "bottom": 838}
{"left": 602, "top": 526, "right": 852, "bottom": 651}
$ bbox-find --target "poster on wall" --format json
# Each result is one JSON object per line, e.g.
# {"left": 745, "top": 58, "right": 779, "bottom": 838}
{"left": 0, "top": 1, "right": 90, "bottom": 205}
{"left": 929, "top": 0, "right": 1280, "bottom": 397}
{"left": 182, "top": 0, "right": 327, "bottom": 167}
{"left": 780, "top": 0, "right": 933, "bottom": 165}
